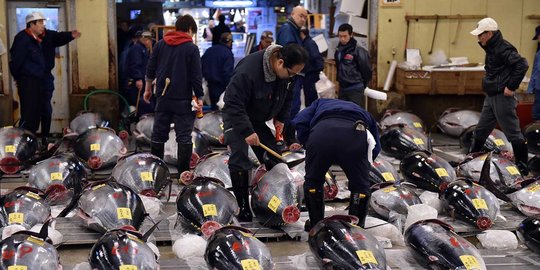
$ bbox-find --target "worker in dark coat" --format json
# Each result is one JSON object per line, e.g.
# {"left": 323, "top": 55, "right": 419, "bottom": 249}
{"left": 143, "top": 15, "right": 203, "bottom": 180}
{"left": 9, "top": 11, "right": 80, "bottom": 146}
{"left": 125, "top": 31, "right": 155, "bottom": 116}
{"left": 202, "top": 32, "right": 234, "bottom": 110}
{"left": 250, "top": 31, "right": 274, "bottom": 54}
{"left": 222, "top": 43, "right": 308, "bottom": 221}
{"left": 211, "top": 14, "right": 231, "bottom": 46}
{"left": 292, "top": 98, "right": 380, "bottom": 230}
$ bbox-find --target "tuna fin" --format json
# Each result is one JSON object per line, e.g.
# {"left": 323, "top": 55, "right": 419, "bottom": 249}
{"left": 166, "top": 178, "right": 172, "bottom": 203}
{"left": 479, "top": 152, "right": 512, "bottom": 202}
{"left": 142, "top": 220, "right": 162, "bottom": 242}
{"left": 57, "top": 192, "right": 83, "bottom": 217}
{"left": 427, "top": 132, "right": 433, "bottom": 153}
{"left": 38, "top": 219, "right": 51, "bottom": 240}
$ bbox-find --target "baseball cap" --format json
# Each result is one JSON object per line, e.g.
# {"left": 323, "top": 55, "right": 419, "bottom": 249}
{"left": 533, "top": 26, "right": 540, "bottom": 40}
{"left": 135, "top": 30, "right": 153, "bottom": 39}
{"left": 261, "top": 31, "right": 274, "bottom": 40}
{"left": 25, "top": 11, "right": 46, "bottom": 24}
{"left": 470, "top": 17, "right": 498, "bottom": 36}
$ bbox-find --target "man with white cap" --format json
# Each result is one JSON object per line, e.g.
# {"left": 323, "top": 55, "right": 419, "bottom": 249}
{"left": 468, "top": 17, "right": 530, "bottom": 175}
{"left": 9, "top": 11, "right": 81, "bottom": 147}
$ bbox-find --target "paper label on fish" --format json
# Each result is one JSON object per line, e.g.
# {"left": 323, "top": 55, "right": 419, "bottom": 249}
{"left": 140, "top": 171, "right": 153, "bottom": 182}
{"left": 472, "top": 198, "right": 488, "bottom": 210}
{"left": 8, "top": 266, "right": 27, "bottom": 270}
{"left": 203, "top": 204, "right": 218, "bottom": 216}
{"left": 127, "top": 233, "right": 143, "bottom": 243}
{"left": 356, "top": 250, "right": 378, "bottom": 265}
{"left": 494, "top": 139, "right": 505, "bottom": 146}
{"left": 381, "top": 172, "right": 395, "bottom": 181}
{"left": 119, "top": 265, "right": 138, "bottom": 270}
{"left": 241, "top": 259, "right": 261, "bottom": 270}
{"left": 527, "top": 183, "right": 540, "bottom": 193}
{"left": 117, "top": 207, "right": 133, "bottom": 220}
{"left": 92, "top": 184, "right": 106, "bottom": 190}
{"left": 50, "top": 172, "right": 63, "bottom": 181}
{"left": 413, "top": 122, "right": 423, "bottom": 128}
{"left": 27, "top": 236, "right": 45, "bottom": 246}
{"left": 268, "top": 195, "right": 282, "bottom": 213}
{"left": 505, "top": 166, "right": 520, "bottom": 175}
{"left": 4, "top": 145, "right": 16, "bottom": 153}
{"left": 25, "top": 192, "right": 41, "bottom": 200}
{"left": 8, "top": 212, "right": 24, "bottom": 224}
{"left": 383, "top": 187, "right": 397, "bottom": 193}
{"left": 413, "top": 138, "right": 424, "bottom": 145}
{"left": 90, "top": 143, "right": 100, "bottom": 151}
{"left": 435, "top": 168, "right": 449, "bottom": 177}
{"left": 460, "top": 255, "right": 481, "bottom": 270}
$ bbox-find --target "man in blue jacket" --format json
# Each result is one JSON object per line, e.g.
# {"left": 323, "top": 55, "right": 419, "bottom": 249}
{"left": 125, "top": 30, "right": 154, "bottom": 116}
{"left": 202, "top": 32, "right": 234, "bottom": 110}
{"left": 292, "top": 99, "right": 380, "bottom": 230}
{"left": 335, "top": 23, "right": 372, "bottom": 107}
{"left": 10, "top": 11, "right": 81, "bottom": 146}
{"left": 143, "top": 15, "right": 203, "bottom": 180}
{"left": 223, "top": 43, "right": 308, "bottom": 221}
{"left": 276, "top": 6, "right": 306, "bottom": 46}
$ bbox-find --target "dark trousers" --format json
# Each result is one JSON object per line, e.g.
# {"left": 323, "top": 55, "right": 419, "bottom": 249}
{"left": 18, "top": 76, "right": 48, "bottom": 136}
{"left": 208, "top": 81, "right": 226, "bottom": 111}
{"left": 473, "top": 94, "right": 524, "bottom": 144}
{"left": 338, "top": 89, "right": 364, "bottom": 108}
{"left": 126, "top": 84, "right": 155, "bottom": 117}
{"left": 224, "top": 121, "right": 281, "bottom": 173}
{"left": 534, "top": 89, "right": 540, "bottom": 121}
{"left": 151, "top": 99, "right": 195, "bottom": 144}
{"left": 290, "top": 73, "right": 320, "bottom": 118}
{"left": 304, "top": 117, "right": 370, "bottom": 194}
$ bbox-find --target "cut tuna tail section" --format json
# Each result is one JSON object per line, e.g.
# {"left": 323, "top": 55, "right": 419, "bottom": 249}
{"left": 479, "top": 151, "right": 511, "bottom": 202}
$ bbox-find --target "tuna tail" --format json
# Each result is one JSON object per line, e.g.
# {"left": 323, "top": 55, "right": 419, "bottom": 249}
{"left": 479, "top": 151, "right": 512, "bottom": 202}
{"left": 142, "top": 220, "right": 162, "bottom": 242}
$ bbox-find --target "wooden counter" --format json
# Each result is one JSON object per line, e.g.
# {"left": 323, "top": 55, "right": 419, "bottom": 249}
{"left": 395, "top": 67, "right": 485, "bottom": 95}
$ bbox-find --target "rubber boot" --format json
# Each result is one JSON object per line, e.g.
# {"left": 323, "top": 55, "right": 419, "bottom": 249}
{"left": 468, "top": 137, "right": 486, "bottom": 154}
{"left": 512, "top": 140, "right": 530, "bottom": 176}
{"left": 177, "top": 143, "right": 193, "bottom": 173}
{"left": 303, "top": 185, "right": 324, "bottom": 232}
{"left": 151, "top": 142, "right": 165, "bottom": 159}
{"left": 348, "top": 193, "right": 370, "bottom": 228}
{"left": 230, "top": 170, "right": 253, "bottom": 222}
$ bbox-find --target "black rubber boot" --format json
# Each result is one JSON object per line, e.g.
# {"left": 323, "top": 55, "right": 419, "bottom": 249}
{"left": 177, "top": 143, "right": 193, "bottom": 173}
{"left": 348, "top": 193, "right": 370, "bottom": 228}
{"left": 512, "top": 140, "right": 530, "bottom": 176}
{"left": 230, "top": 170, "right": 253, "bottom": 222}
{"left": 468, "top": 137, "right": 486, "bottom": 154}
{"left": 151, "top": 142, "right": 165, "bottom": 159}
{"left": 303, "top": 186, "right": 324, "bottom": 232}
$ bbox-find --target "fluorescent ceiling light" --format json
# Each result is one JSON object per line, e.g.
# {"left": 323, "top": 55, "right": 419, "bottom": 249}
{"left": 213, "top": 1, "right": 253, "bottom": 7}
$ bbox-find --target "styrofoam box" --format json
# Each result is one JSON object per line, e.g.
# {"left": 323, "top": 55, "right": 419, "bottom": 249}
{"left": 333, "top": 13, "right": 368, "bottom": 36}
{"left": 312, "top": 34, "right": 328, "bottom": 53}
{"left": 335, "top": 0, "right": 366, "bottom": 17}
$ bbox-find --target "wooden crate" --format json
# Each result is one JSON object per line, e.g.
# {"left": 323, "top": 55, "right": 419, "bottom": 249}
{"left": 432, "top": 70, "right": 484, "bottom": 95}
{"left": 395, "top": 68, "right": 431, "bottom": 94}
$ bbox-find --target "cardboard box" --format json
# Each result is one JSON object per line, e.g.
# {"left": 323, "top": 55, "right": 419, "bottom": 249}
{"left": 333, "top": 13, "right": 368, "bottom": 36}
{"left": 335, "top": 0, "right": 365, "bottom": 17}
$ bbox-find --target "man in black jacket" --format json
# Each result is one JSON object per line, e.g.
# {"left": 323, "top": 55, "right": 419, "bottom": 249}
{"left": 211, "top": 15, "right": 231, "bottom": 46}
{"left": 202, "top": 32, "right": 234, "bottom": 110}
{"left": 125, "top": 31, "right": 154, "bottom": 117}
{"left": 10, "top": 11, "right": 80, "bottom": 146}
{"left": 223, "top": 43, "right": 308, "bottom": 221}
{"left": 143, "top": 15, "right": 203, "bottom": 180}
{"left": 469, "top": 17, "right": 530, "bottom": 175}
{"left": 335, "top": 23, "right": 372, "bottom": 107}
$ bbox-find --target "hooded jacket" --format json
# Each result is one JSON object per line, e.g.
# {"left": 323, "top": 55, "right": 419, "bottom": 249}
{"left": 335, "top": 38, "right": 372, "bottom": 91}
{"left": 480, "top": 30, "right": 528, "bottom": 96}
{"left": 146, "top": 31, "right": 203, "bottom": 101}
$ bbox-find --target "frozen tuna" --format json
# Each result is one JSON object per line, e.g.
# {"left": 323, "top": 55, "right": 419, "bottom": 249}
{"left": 369, "top": 182, "right": 422, "bottom": 223}
{"left": 176, "top": 177, "right": 239, "bottom": 237}
{"left": 308, "top": 215, "right": 387, "bottom": 270}
{"left": 368, "top": 157, "right": 401, "bottom": 185}
{"left": 164, "top": 129, "right": 213, "bottom": 168}
{"left": 0, "top": 127, "right": 38, "bottom": 175}
{"left": 461, "top": 127, "right": 513, "bottom": 158}
{"left": 380, "top": 124, "right": 430, "bottom": 159}
{"left": 400, "top": 150, "right": 456, "bottom": 192}
{"left": 133, "top": 113, "right": 154, "bottom": 145}
{"left": 111, "top": 153, "right": 171, "bottom": 197}
{"left": 73, "top": 127, "right": 127, "bottom": 170}
{"left": 0, "top": 187, "right": 51, "bottom": 230}
{"left": 251, "top": 163, "right": 301, "bottom": 226}
{"left": 380, "top": 109, "right": 425, "bottom": 133}
{"left": 194, "top": 111, "right": 225, "bottom": 146}
{"left": 68, "top": 111, "right": 108, "bottom": 135}
{"left": 517, "top": 216, "right": 540, "bottom": 254}
{"left": 508, "top": 180, "right": 540, "bottom": 217}
{"left": 437, "top": 108, "right": 481, "bottom": 137}
{"left": 405, "top": 219, "right": 486, "bottom": 269}
{"left": 205, "top": 226, "right": 274, "bottom": 269}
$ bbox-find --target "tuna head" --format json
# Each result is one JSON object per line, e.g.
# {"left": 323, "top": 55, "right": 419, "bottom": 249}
{"left": 133, "top": 113, "right": 155, "bottom": 145}
{"left": 380, "top": 109, "right": 425, "bottom": 133}
{"left": 461, "top": 127, "right": 513, "bottom": 158}
{"left": 205, "top": 226, "right": 274, "bottom": 270}
{"left": 68, "top": 111, "right": 108, "bottom": 135}
{"left": 77, "top": 181, "right": 147, "bottom": 232}
{"left": 89, "top": 228, "right": 159, "bottom": 270}
{"left": 369, "top": 182, "right": 422, "bottom": 221}
{"left": 517, "top": 216, "right": 540, "bottom": 254}
{"left": 400, "top": 150, "right": 456, "bottom": 192}
{"left": 508, "top": 180, "right": 540, "bottom": 217}
{"left": 437, "top": 108, "right": 481, "bottom": 138}
{"left": 0, "top": 187, "right": 51, "bottom": 229}
{"left": 193, "top": 152, "right": 233, "bottom": 188}
{"left": 309, "top": 215, "right": 387, "bottom": 270}
{"left": 176, "top": 177, "right": 239, "bottom": 237}
{"left": 111, "top": 153, "right": 171, "bottom": 198}
{"left": 28, "top": 153, "right": 87, "bottom": 205}
{"left": 74, "top": 127, "right": 127, "bottom": 170}
{"left": 441, "top": 178, "right": 500, "bottom": 230}
{"left": 251, "top": 163, "right": 301, "bottom": 226}
{"left": 405, "top": 219, "right": 486, "bottom": 269}
{"left": 194, "top": 111, "right": 225, "bottom": 146}
{"left": 0, "top": 127, "right": 38, "bottom": 175}
{"left": 380, "top": 125, "right": 430, "bottom": 159}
